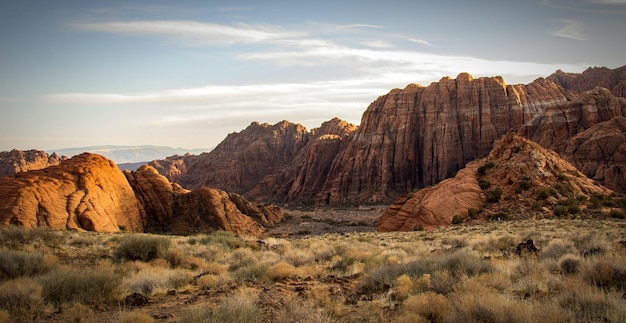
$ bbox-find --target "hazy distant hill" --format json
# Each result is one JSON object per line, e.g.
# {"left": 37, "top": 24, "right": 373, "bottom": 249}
{"left": 48, "top": 145, "right": 211, "bottom": 164}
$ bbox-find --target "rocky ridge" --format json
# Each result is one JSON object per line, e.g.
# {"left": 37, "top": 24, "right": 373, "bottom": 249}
{"left": 547, "top": 66, "right": 626, "bottom": 98}
{"left": 0, "top": 154, "right": 282, "bottom": 236}
{"left": 150, "top": 68, "right": 626, "bottom": 205}
{"left": 0, "top": 149, "right": 66, "bottom": 176}
{"left": 377, "top": 134, "right": 613, "bottom": 232}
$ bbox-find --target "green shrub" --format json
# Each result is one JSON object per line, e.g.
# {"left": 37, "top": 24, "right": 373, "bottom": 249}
{"left": 537, "top": 188, "right": 555, "bottom": 200}
{"left": 567, "top": 205, "right": 581, "bottom": 214}
{"left": 609, "top": 209, "right": 625, "bottom": 219}
{"left": 0, "top": 250, "right": 56, "bottom": 280}
{"left": 452, "top": 215, "right": 464, "bottom": 225}
{"left": 181, "top": 288, "right": 259, "bottom": 323}
{"left": 479, "top": 179, "right": 491, "bottom": 190}
{"left": 477, "top": 162, "right": 495, "bottom": 176}
{"left": 518, "top": 180, "right": 532, "bottom": 191}
{"left": 468, "top": 208, "right": 479, "bottom": 219}
{"left": 554, "top": 205, "right": 568, "bottom": 216}
{"left": 199, "top": 231, "right": 245, "bottom": 251}
{"left": 486, "top": 188, "right": 503, "bottom": 203}
{"left": 114, "top": 235, "right": 171, "bottom": 262}
{"left": 39, "top": 267, "right": 121, "bottom": 307}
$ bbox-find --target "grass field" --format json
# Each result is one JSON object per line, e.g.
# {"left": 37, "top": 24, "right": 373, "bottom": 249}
{"left": 1, "top": 215, "right": 625, "bottom": 322}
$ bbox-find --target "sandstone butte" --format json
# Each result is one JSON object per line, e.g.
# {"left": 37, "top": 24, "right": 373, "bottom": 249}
{"left": 0, "top": 153, "right": 282, "bottom": 236}
{"left": 0, "top": 149, "right": 66, "bottom": 176}
{"left": 377, "top": 133, "right": 612, "bottom": 232}
{"left": 151, "top": 67, "right": 626, "bottom": 205}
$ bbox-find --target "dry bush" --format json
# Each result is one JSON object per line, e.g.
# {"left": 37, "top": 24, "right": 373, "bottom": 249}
{"left": 540, "top": 239, "right": 577, "bottom": 260}
{"left": 0, "top": 278, "right": 43, "bottom": 317}
{"left": 228, "top": 248, "right": 258, "bottom": 271}
{"left": 275, "top": 300, "right": 332, "bottom": 323}
{"left": 39, "top": 266, "right": 121, "bottom": 307}
{"left": 401, "top": 291, "right": 450, "bottom": 322}
{"left": 197, "top": 274, "right": 232, "bottom": 290}
{"left": 0, "top": 249, "right": 57, "bottom": 280}
{"left": 282, "top": 248, "right": 315, "bottom": 267}
{"left": 60, "top": 303, "right": 96, "bottom": 323}
{"left": 114, "top": 235, "right": 171, "bottom": 262}
{"left": 231, "top": 262, "right": 270, "bottom": 283}
{"left": 0, "top": 310, "right": 9, "bottom": 323}
{"left": 119, "top": 311, "right": 155, "bottom": 323}
{"left": 448, "top": 285, "right": 532, "bottom": 323}
{"left": 266, "top": 261, "right": 300, "bottom": 281}
{"left": 558, "top": 281, "right": 626, "bottom": 322}
{"left": 557, "top": 254, "right": 581, "bottom": 275}
{"left": 580, "top": 257, "right": 626, "bottom": 288}
{"left": 199, "top": 230, "right": 246, "bottom": 251}
{"left": 0, "top": 226, "right": 65, "bottom": 250}
{"left": 125, "top": 266, "right": 193, "bottom": 295}
{"left": 181, "top": 287, "right": 259, "bottom": 323}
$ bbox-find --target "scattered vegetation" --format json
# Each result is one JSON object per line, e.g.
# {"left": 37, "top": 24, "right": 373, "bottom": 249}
{"left": 0, "top": 217, "right": 624, "bottom": 321}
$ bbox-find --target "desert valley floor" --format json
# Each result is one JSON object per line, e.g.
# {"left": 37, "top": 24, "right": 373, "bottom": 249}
{"left": 1, "top": 206, "right": 625, "bottom": 323}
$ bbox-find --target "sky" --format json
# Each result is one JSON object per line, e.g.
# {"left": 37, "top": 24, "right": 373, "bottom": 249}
{"left": 1, "top": 0, "right": 625, "bottom": 151}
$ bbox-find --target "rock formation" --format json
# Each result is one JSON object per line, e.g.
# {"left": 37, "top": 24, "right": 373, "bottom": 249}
{"left": 0, "top": 153, "right": 283, "bottom": 237}
{"left": 547, "top": 66, "right": 626, "bottom": 98}
{"left": 0, "top": 149, "right": 66, "bottom": 176}
{"left": 153, "top": 67, "right": 626, "bottom": 205}
{"left": 0, "top": 153, "right": 145, "bottom": 232}
{"left": 322, "top": 74, "right": 570, "bottom": 204}
{"left": 150, "top": 118, "right": 357, "bottom": 204}
{"left": 125, "top": 165, "right": 282, "bottom": 236}
{"left": 377, "top": 134, "right": 612, "bottom": 232}
{"left": 560, "top": 116, "right": 626, "bottom": 193}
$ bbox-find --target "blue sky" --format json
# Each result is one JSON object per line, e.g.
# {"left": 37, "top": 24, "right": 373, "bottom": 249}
{"left": 1, "top": 0, "right": 625, "bottom": 151}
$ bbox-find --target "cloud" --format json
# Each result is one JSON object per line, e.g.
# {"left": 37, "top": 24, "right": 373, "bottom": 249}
{"left": 71, "top": 20, "right": 303, "bottom": 46}
{"left": 408, "top": 38, "right": 439, "bottom": 48}
{"left": 548, "top": 19, "right": 587, "bottom": 40}
{"left": 543, "top": 0, "right": 626, "bottom": 13}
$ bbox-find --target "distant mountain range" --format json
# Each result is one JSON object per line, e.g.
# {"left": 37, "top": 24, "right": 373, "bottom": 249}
{"left": 47, "top": 145, "right": 211, "bottom": 164}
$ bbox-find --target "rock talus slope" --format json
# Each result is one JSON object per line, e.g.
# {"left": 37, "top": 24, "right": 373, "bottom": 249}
{"left": 377, "top": 134, "right": 612, "bottom": 232}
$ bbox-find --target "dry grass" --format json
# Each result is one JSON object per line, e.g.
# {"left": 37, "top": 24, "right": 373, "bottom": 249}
{"left": 0, "top": 217, "right": 624, "bottom": 322}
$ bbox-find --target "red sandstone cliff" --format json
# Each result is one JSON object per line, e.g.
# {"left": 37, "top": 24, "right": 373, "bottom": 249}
{"left": 321, "top": 74, "right": 570, "bottom": 204}
{"left": 547, "top": 66, "right": 626, "bottom": 98}
{"left": 0, "top": 149, "right": 66, "bottom": 176}
{"left": 152, "top": 67, "right": 626, "bottom": 205}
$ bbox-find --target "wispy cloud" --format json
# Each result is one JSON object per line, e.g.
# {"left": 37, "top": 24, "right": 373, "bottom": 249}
{"left": 408, "top": 38, "right": 439, "bottom": 48}
{"left": 549, "top": 19, "right": 587, "bottom": 40}
{"left": 543, "top": 0, "right": 626, "bottom": 13}
{"left": 71, "top": 20, "right": 303, "bottom": 46}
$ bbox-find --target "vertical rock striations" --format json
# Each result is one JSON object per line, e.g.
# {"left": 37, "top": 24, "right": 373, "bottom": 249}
{"left": 321, "top": 74, "right": 569, "bottom": 204}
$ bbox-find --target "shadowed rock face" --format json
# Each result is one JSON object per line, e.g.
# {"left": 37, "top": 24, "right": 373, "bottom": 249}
{"left": 125, "top": 165, "right": 283, "bottom": 236}
{"left": 0, "top": 149, "right": 66, "bottom": 176}
{"left": 0, "top": 153, "right": 145, "bottom": 232}
{"left": 547, "top": 66, "right": 626, "bottom": 98}
{"left": 377, "top": 134, "right": 612, "bottom": 232}
{"left": 561, "top": 116, "right": 626, "bottom": 193}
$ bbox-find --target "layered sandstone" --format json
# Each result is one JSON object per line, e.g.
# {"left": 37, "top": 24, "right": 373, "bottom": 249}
{"left": 377, "top": 134, "right": 611, "bottom": 232}
{"left": 547, "top": 66, "right": 626, "bottom": 98}
{"left": 0, "top": 153, "right": 145, "bottom": 232}
{"left": 322, "top": 74, "right": 569, "bottom": 204}
{"left": 0, "top": 149, "right": 66, "bottom": 176}
{"left": 125, "top": 165, "right": 282, "bottom": 236}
